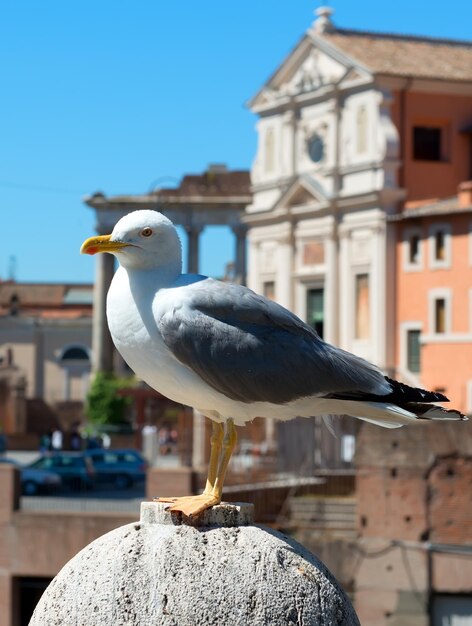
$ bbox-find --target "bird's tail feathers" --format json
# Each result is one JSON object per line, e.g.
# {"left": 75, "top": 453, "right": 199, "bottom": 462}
{"left": 348, "top": 400, "right": 467, "bottom": 429}
{"left": 338, "top": 401, "right": 418, "bottom": 428}
{"left": 354, "top": 414, "right": 405, "bottom": 429}
{"left": 404, "top": 402, "right": 467, "bottom": 421}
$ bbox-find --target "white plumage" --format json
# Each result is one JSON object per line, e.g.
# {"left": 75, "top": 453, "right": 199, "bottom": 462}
{"left": 81, "top": 210, "right": 466, "bottom": 515}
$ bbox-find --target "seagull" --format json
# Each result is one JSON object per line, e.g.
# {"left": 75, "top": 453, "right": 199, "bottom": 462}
{"left": 81, "top": 210, "right": 466, "bottom": 516}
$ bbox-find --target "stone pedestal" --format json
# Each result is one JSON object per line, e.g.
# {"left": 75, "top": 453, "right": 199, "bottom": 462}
{"left": 29, "top": 502, "right": 359, "bottom": 626}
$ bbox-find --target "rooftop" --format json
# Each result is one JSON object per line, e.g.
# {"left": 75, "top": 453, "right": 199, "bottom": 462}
{"left": 0, "top": 281, "right": 93, "bottom": 318}
{"left": 388, "top": 196, "right": 472, "bottom": 221}
{"left": 322, "top": 28, "right": 472, "bottom": 82}
{"left": 85, "top": 166, "right": 252, "bottom": 210}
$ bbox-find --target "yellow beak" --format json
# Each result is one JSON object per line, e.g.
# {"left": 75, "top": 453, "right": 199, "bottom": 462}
{"left": 80, "top": 234, "right": 130, "bottom": 255}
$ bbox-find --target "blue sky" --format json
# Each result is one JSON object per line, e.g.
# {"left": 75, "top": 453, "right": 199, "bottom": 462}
{"left": 1, "top": 1, "right": 471, "bottom": 283}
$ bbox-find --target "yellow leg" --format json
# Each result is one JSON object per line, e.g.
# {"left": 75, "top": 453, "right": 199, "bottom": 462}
{"left": 155, "top": 419, "right": 236, "bottom": 517}
{"left": 210, "top": 418, "right": 237, "bottom": 501}
{"left": 203, "top": 422, "right": 224, "bottom": 495}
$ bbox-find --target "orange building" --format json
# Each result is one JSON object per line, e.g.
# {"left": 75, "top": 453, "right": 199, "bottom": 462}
{"left": 379, "top": 39, "right": 472, "bottom": 416}
{"left": 393, "top": 184, "right": 472, "bottom": 414}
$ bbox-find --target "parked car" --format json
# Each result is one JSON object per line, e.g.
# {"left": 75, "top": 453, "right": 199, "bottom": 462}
{"left": 0, "top": 457, "right": 62, "bottom": 496}
{"left": 28, "top": 453, "right": 95, "bottom": 490}
{"left": 83, "top": 449, "right": 148, "bottom": 489}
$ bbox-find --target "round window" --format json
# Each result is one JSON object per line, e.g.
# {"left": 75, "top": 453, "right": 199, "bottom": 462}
{"left": 307, "top": 134, "right": 324, "bottom": 163}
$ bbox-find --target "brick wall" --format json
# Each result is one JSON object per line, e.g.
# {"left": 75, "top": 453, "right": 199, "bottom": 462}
{"left": 0, "top": 466, "right": 136, "bottom": 626}
{"left": 354, "top": 421, "right": 472, "bottom": 626}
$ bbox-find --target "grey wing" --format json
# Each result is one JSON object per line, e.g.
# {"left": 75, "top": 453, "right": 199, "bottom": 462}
{"left": 158, "top": 279, "right": 389, "bottom": 404}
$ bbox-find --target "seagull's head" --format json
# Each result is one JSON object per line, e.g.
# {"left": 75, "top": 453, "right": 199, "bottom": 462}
{"left": 80, "top": 210, "right": 182, "bottom": 272}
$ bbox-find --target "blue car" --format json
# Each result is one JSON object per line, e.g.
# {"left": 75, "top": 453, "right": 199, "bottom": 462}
{"left": 0, "top": 457, "right": 62, "bottom": 495}
{"left": 29, "top": 453, "right": 95, "bottom": 490}
{"left": 83, "top": 449, "right": 148, "bottom": 489}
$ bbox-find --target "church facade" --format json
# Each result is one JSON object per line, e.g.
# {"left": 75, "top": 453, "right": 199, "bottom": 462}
{"left": 246, "top": 8, "right": 402, "bottom": 371}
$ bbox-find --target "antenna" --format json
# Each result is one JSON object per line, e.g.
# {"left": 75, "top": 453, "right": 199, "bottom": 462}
{"left": 8, "top": 256, "right": 17, "bottom": 281}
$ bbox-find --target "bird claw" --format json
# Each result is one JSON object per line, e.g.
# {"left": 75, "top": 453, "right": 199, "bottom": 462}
{"left": 154, "top": 494, "right": 220, "bottom": 517}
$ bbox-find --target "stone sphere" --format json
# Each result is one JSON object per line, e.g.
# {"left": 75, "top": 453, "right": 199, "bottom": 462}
{"left": 30, "top": 502, "right": 359, "bottom": 626}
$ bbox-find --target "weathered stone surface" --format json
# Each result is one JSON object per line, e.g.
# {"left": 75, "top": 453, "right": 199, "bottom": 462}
{"left": 30, "top": 502, "right": 360, "bottom": 626}
{"left": 141, "top": 501, "right": 254, "bottom": 528}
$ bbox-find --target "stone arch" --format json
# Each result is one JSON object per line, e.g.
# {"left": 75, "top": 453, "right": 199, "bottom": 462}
{"left": 60, "top": 345, "right": 90, "bottom": 362}
{"left": 57, "top": 345, "right": 91, "bottom": 401}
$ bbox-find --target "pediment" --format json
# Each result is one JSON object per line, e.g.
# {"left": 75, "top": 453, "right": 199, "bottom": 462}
{"left": 274, "top": 175, "right": 330, "bottom": 212}
{"left": 249, "top": 35, "right": 355, "bottom": 110}
{"left": 248, "top": 31, "right": 374, "bottom": 111}
{"left": 287, "top": 186, "right": 318, "bottom": 207}
{"left": 337, "top": 66, "right": 372, "bottom": 88}
{"left": 278, "top": 47, "right": 345, "bottom": 97}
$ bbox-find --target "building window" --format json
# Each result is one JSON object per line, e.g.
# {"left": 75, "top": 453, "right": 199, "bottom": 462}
{"left": 434, "top": 298, "right": 446, "bottom": 334}
{"left": 413, "top": 126, "right": 442, "bottom": 161}
{"left": 355, "top": 274, "right": 370, "bottom": 340}
{"left": 406, "top": 329, "right": 421, "bottom": 373}
{"left": 409, "top": 235, "right": 420, "bottom": 264}
{"left": 432, "top": 594, "right": 472, "bottom": 626}
{"left": 434, "top": 230, "right": 446, "bottom": 261}
{"left": 306, "top": 288, "right": 324, "bottom": 338}
{"left": 429, "top": 224, "right": 451, "bottom": 269}
{"left": 403, "top": 228, "right": 423, "bottom": 271}
{"left": 263, "top": 281, "right": 275, "bottom": 301}
{"left": 428, "top": 289, "right": 451, "bottom": 336}
{"left": 356, "top": 105, "right": 368, "bottom": 154}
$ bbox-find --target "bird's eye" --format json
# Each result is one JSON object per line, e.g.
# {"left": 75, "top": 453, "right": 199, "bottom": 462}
{"left": 141, "top": 227, "right": 153, "bottom": 237}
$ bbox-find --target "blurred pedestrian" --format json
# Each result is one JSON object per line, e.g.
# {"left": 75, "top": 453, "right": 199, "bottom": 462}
{"left": 51, "top": 429, "right": 63, "bottom": 451}
{"left": 70, "top": 428, "right": 82, "bottom": 451}
{"left": 39, "top": 432, "right": 51, "bottom": 454}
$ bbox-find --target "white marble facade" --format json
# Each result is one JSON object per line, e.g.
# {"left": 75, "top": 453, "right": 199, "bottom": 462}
{"left": 245, "top": 10, "right": 403, "bottom": 370}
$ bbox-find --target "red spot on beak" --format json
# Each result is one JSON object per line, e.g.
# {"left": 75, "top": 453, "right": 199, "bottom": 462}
{"left": 85, "top": 246, "right": 98, "bottom": 255}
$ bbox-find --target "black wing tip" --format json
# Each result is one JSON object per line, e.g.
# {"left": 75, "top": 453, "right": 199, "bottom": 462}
{"left": 410, "top": 403, "right": 469, "bottom": 421}
{"left": 385, "top": 377, "right": 449, "bottom": 403}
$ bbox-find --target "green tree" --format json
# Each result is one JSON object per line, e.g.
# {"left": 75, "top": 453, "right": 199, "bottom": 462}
{"left": 85, "top": 372, "right": 134, "bottom": 426}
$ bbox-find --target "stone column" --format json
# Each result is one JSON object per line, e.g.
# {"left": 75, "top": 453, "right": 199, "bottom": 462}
{"left": 33, "top": 324, "right": 45, "bottom": 398}
{"left": 186, "top": 225, "right": 203, "bottom": 274}
{"left": 92, "top": 252, "right": 115, "bottom": 373}
{"left": 0, "top": 464, "right": 20, "bottom": 525}
{"left": 325, "top": 229, "right": 339, "bottom": 346}
{"left": 338, "top": 228, "right": 351, "bottom": 350}
{"left": 276, "top": 226, "right": 294, "bottom": 310}
{"left": 232, "top": 224, "right": 247, "bottom": 285}
{"left": 0, "top": 465, "right": 19, "bottom": 626}
{"left": 63, "top": 368, "right": 71, "bottom": 402}
{"left": 373, "top": 222, "right": 387, "bottom": 369}
{"left": 192, "top": 410, "right": 207, "bottom": 472}
{"left": 11, "top": 376, "right": 27, "bottom": 434}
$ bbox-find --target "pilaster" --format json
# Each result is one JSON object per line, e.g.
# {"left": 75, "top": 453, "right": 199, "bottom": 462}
{"left": 185, "top": 225, "right": 204, "bottom": 274}
{"left": 231, "top": 224, "right": 247, "bottom": 285}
